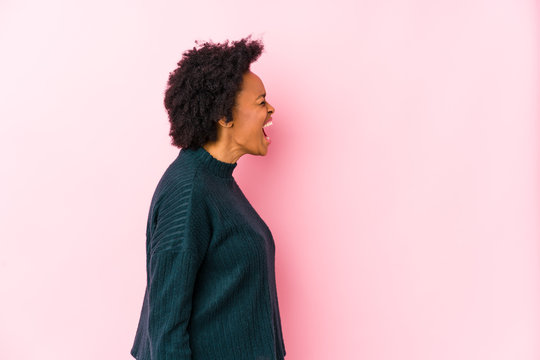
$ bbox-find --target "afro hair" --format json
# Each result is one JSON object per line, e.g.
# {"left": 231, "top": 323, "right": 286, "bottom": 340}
{"left": 163, "top": 34, "right": 265, "bottom": 149}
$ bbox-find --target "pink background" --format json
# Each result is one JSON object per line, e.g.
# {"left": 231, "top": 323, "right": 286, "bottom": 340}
{"left": 1, "top": 1, "right": 539, "bottom": 359}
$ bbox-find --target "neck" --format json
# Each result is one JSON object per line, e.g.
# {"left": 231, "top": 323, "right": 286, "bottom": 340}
{"left": 203, "top": 140, "right": 243, "bottom": 164}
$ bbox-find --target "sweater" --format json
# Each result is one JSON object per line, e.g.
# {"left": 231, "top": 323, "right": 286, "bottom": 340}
{"left": 130, "top": 146, "right": 286, "bottom": 360}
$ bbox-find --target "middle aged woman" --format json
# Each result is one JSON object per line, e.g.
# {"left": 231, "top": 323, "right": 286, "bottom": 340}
{"left": 130, "top": 35, "right": 287, "bottom": 360}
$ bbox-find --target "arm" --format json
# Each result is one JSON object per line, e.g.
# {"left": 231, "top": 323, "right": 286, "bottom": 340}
{"left": 148, "top": 249, "right": 199, "bottom": 359}
{"left": 147, "top": 181, "right": 211, "bottom": 359}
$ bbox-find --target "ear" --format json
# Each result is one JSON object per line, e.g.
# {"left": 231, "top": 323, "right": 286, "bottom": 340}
{"left": 218, "top": 117, "right": 233, "bottom": 128}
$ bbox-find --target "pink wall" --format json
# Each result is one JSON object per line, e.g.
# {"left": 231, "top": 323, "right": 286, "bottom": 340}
{"left": 1, "top": 1, "right": 539, "bottom": 359}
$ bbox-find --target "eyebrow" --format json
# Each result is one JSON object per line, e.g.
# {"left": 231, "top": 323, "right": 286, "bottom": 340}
{"left": 257, "top": 93, "right": 266, "bottom": 99}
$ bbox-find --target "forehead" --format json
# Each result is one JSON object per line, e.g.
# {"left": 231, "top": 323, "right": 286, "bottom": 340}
{"left": 239, "top": 71, "right": 265, "bottom": 96}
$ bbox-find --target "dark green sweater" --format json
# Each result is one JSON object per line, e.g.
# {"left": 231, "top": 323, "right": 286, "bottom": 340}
{"left": 130, "top": 146, "right": 286, "bottom": 360}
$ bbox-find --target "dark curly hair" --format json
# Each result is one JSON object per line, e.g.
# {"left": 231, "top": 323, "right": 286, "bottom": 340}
{"left": 163, "top": 35, "right": 265, "bottom": 149}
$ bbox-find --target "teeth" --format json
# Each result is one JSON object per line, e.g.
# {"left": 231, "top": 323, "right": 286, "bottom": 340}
{"left": 262, "top": 120, "right": 273, "bottom": 128}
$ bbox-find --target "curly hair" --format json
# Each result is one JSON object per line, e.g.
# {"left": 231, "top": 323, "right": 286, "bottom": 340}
{"left": 163, "top": 35, "right": 265, "bottom": 149}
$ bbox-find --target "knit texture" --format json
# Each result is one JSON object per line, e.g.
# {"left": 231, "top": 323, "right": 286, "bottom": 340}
{"left": 130, "top": 146, "right": 286, "bottom": 360}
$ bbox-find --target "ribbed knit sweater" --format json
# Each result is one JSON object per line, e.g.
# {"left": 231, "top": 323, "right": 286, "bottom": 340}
{"left": 130, "top": 146, "right": 286, "bottom": 360}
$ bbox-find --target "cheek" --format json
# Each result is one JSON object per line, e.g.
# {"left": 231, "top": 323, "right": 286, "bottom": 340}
{"left": 235, "top": 107, "right": 265, "bottom": 137}
{"left": 241, "top": 110, "right": 263, "bottom": 127}
{"left": 236, "top": 107, "right": 261, "bottom": 121}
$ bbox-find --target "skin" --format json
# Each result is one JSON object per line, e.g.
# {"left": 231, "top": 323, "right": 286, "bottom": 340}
{"left": 203, "top": 70, "right": 275, "bottom": 164}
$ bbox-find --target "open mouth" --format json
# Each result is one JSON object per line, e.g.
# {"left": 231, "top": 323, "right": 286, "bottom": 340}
{"left": 262, "top": 119, "right": 273, "bottom": 140}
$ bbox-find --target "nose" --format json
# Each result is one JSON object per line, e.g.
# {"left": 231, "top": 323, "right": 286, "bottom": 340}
{"left": 267, "top": 101, "right": 275, "bottom": 115}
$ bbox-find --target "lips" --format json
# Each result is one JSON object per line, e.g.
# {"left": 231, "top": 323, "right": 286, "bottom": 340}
{"left": 262, "top": 117, "right": 272, "bottom": 137}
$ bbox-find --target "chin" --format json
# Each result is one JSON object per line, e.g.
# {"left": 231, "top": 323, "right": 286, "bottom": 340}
{"left": 246, "top": 142, "right": 268, "bottom": 156}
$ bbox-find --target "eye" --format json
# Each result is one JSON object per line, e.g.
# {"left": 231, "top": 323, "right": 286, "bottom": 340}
{"left": 259, "top": 100, "right": 266, "bottom": 106}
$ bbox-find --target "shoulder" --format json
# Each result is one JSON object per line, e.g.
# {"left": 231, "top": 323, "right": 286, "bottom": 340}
{"left": 151, "top": 152, "right": 206, "bottom": 205}
{"left": 147, "top": 155, "right": 208, "bottom": 227}
{"left": 152, "top": 164, "right": 208, "bottom": 216}
{"left": 148, "top": 166, "right": 212, "bottom": 256}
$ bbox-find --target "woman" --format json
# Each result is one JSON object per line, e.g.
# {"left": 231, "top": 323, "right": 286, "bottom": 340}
{"left": 130, "top": 35, "right": 286, "bottom": 360}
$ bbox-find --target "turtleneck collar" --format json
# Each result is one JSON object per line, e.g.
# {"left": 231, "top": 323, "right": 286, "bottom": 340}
{"left": 181, "top": 146, "right": 237, "bottom": 179}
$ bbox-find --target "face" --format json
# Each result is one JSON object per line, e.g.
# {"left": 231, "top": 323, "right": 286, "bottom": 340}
{"left": 226, "top": 71, "right": 275, "bottom": 156}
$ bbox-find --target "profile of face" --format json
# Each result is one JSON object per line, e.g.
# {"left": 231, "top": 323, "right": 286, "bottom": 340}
{"left": 216, "top": 71, "right": 275, "bottom": 157}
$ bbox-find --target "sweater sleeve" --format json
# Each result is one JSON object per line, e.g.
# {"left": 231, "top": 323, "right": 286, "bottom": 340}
{"left": 146, "top": 180, "right": 211, "bottom": 359}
